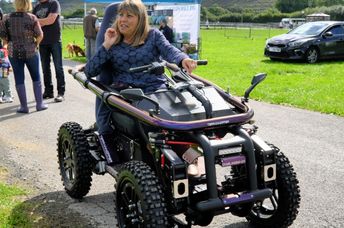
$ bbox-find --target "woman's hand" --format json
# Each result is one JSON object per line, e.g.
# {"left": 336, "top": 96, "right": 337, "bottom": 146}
{"left": 182, "top": 58, "right": 197, "bottom": 74}
{"left": 103, "top": 28, "right": 118, "bottom": 50}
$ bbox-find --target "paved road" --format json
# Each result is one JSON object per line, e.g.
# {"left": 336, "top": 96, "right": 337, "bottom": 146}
{"left": 0, "top": 59, "right": 343, "bottom": 227}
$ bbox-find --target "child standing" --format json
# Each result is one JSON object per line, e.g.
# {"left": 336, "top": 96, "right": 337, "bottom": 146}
{"left": 0, "top": 7, "right": 13, "bottom": 103}
{"left": 0, "top": 47, "right": 13, "bottom": 103}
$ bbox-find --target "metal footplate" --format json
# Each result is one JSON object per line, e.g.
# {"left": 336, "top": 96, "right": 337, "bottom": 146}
{"left": 196, "top": 188, "right": 272, "bottom": 212}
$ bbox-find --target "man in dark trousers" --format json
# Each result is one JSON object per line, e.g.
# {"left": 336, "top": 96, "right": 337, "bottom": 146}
{"left": 33, "top": 0, "right": 66, "bottom": 102}
{"left": 159, "top": 18, "right": 174, "bottom": 44}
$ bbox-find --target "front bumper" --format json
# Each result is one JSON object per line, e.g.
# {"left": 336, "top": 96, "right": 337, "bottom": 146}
{"left": 264, "top": 45, "right": 307, "bottom": 60}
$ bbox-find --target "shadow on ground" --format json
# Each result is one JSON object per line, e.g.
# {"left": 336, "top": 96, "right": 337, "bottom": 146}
{"left": 7, "top": 191, "right": 111, "bottom": 228}
{"left": 6, "top": 189, "right": 262, "bottom": 228}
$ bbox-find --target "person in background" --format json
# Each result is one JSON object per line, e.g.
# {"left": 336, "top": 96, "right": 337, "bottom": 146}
{"left": 0, "top": 0, "right": 47, "bottom": 113}
{"left": 0, "top": 7, "right": 14, "bottom": 104}
{"left": 0, "top": 48, "right": 13, "bottom": 103}
{"left": 83, "top": 7, "right": 100, "bottom": 60}
{"left": 85, "top": 0, "right": 197, "bottom": 165}
{"left": 33, "top": 0, "right": 65, "bottom": 102}
{"left": 159, "top": 17, "right": 174, "bottom": 44}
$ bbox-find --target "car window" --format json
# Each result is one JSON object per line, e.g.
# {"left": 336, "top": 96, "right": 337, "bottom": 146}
{"left": 289, "top": 22, "right": 330, "bottom": 36}
{"left": 327, "top": 25, "right": 344, "bottom": 35}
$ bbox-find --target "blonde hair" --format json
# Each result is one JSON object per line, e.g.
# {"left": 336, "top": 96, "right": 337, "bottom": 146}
{"left": 112, "top": 0, "right": 150, "bottom": 46}
{"left": 14, "top": 0, "right": 32, "bottom": 12}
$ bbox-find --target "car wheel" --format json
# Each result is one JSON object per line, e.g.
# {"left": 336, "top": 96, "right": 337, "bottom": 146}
{"left": 305, "top": 47, "right": 319, "bottom": 63}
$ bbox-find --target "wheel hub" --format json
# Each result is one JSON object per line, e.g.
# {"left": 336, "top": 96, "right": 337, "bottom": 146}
{"left": 118, "top": 183, "right": 145, "bottom": 226}
{"left": 62, "top": 139, "right": 76, "bottom": 183}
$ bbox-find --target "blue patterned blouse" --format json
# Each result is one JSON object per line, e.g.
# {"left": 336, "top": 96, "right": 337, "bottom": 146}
{"left": 85, "top": 28, "right": 188, "bottom": 93}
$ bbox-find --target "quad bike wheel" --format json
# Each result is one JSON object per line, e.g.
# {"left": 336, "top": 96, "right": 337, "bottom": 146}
{"left": 57, "top": 122, "right": 94, "bottom": 199}
{"left": 246, "top": 149, "right": 301, "bottom": 228}
{"left": 305, "top": 47, "right": 319, "bottom": 63}
{"left": 115, "top": 160, "right": 168, "bottom": 227}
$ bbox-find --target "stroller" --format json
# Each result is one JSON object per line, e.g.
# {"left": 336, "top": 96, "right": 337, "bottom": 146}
{"left": 57, "top": 3, "right": 300, "bottom": 228}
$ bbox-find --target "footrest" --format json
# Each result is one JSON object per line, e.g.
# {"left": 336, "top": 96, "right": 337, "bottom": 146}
{"left": 196, "top": 188, "right": 272, "bottom": 212}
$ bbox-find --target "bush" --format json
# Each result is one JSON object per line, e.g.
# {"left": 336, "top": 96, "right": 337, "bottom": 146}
{"left": 64, "top": 9, "right": 84, "bottom": 19}
{"left": 203, "top": 5, "right": 344, "bottom": 23}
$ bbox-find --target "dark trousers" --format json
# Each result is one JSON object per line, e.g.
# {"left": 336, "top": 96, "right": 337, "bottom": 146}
{"left": 39, "top": 42, "right": 65, "bottom": 95}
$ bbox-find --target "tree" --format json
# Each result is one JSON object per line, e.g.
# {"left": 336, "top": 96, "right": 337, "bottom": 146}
{"left": 0, "top": 0, "right": 14, "bottom": 13}
{"left": 276, "top": 0, "right": 308, "bottom": 13}
{"left": 313, "top": 0, "right": 344, "bottom": 6}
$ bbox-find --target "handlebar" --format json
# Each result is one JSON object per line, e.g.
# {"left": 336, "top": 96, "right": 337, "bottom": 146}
{"left": 129, "top": 60, "right": 208, "bottom": 74}
{"left": 129, "top": 64, "right": 151, "bottom": 73}
{"left": 196, "top": 60, "right": 208, "bottom": 65}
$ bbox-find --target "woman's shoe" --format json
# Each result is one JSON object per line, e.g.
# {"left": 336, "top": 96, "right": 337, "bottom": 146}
{"left": 17, "top": 106, "right": 29, "bottom": 113}
{"left": 33, "top": 81, "right": 48, "bottom": 111}
{"left": 16, "top": 84, "right": 29, "bottom": 114}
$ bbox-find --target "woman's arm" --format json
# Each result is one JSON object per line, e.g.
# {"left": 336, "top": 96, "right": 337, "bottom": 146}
{"left": 84, "top": 46, "right": 111, "bottom": 78}
{"left": 154, "top": 29, "right": 197, "bottom": 73}
{"left": 0, "top": 16, "right": 8, "bottom": 42}
{"left": 36, "top": 34, "right": 43, "bottom": 47}
{"left": 155, "top": 29, "right": 187, "bottom": 64}
{"left": 33, "top": 15, "right": 43, "bottom": 47}
{"left": 85, "top": 27, "right": 117, "bottom": 78}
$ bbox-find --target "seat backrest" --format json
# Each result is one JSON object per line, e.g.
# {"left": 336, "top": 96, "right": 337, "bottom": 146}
{"left": 94, "top": 3, "right": 119, "bottom": 123}
{"left": 95, "top": 3, "right": 119, "bottom": 85}
{"left": 96, "top": 3, "right": 119, "bottom": 49}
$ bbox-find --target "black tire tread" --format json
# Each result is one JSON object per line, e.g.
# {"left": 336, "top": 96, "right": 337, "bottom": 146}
{"left": 115, "top": 160, "right": 168, "bottom": 227}
{"left": 247, "top": 147, "right": 301, "bottom": 228}
{"left": 57, "top": 122, "right": 93, "bottom": 199}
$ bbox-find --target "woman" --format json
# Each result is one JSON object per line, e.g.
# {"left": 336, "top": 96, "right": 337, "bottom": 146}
{"left": 85, "top": 0, "right": 197, "bottom": 165}
{"left": 0, "top": 0, "right": 47, "bottom": 113}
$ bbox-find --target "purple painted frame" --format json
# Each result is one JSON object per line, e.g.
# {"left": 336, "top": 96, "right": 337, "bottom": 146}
{"left": 70, "top": 69, "right": 254, "bottom": 131}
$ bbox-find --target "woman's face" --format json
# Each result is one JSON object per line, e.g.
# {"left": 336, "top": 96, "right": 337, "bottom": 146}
{"left": 118, "top": 10, "right": 139, "bottom": 39}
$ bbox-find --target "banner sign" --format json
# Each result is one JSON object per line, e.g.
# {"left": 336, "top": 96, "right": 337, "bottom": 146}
{"left": 84, "top": 0, "right": 201, "bottom": 3}
{"left": 156, "top": 4, "right": 200, "bottom": 58}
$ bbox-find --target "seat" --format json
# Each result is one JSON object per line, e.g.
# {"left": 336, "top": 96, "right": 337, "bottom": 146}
{"left": 94, "top": 3, "right": 119, "bottom": 134}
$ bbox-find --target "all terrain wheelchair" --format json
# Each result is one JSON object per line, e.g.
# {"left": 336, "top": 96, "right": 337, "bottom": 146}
{"left": 57, "top": 3, "right": 300, "bottom": 227}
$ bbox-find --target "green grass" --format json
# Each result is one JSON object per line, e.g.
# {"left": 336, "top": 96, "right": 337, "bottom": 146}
{"left": 62, "top": 25, "right": 86, "bottom": 63}
{"left": 0, "top": 183, "right": 29, "bottom": 226}
{"left": 61, "top": 26, "right": 344, "bottom": 116}
{"left": 196, "top": 28, "right": 344, "bottom": 116}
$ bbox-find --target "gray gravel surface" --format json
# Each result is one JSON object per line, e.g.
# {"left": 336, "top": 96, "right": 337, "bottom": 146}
{"left": 0, "top": 59, "right": 343, "bottom": 227}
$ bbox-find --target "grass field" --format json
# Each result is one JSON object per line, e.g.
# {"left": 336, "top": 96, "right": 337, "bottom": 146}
{"left": 0, "top": 167, "right": 30, "bottom": 227}
{"left": 62, "top": 26, "right": 344, "bottom": 116}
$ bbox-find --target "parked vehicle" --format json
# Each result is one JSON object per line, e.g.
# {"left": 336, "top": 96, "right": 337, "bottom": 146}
{"left": 279, "top": 18, "right": 306, "bottom": 29}
{"left": 58, "top": 61, "right": 301, "bottom": 227}
{"left": 265, "top": 21, "right": 344, "bottom": 63}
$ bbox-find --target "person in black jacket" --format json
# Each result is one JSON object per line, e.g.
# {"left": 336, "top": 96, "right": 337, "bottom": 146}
{"left": 159, "top": 18, "right": 174, "bottom": 44}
